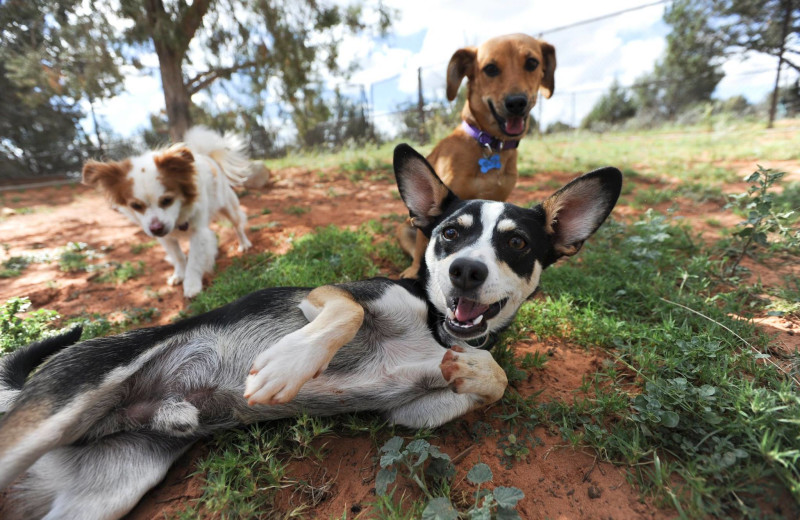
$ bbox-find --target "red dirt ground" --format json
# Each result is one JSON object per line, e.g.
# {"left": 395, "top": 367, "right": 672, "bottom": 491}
{"left": 1, "top": 159, "right": 798, "bottom": 519}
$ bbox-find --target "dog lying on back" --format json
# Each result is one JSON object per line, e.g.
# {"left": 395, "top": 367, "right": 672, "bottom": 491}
{"left": 0, "top": 145, "right": 621, "bottom": 520}
{"left": 399, "top": 33, "right": 556, "bottom": 279}
{"left": 82, "top": 126, "right": 253, "bottom": 298}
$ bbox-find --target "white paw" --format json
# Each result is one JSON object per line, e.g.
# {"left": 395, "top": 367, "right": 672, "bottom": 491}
{"left": 243, "top": 330, "right": 328, "bottom": 406}
{"left": 440, "top": 346, "right": 507, "bottom": 404}
{"left": 238, "top": 237, "right": 253, "bottom": 252}
{"left": 182, "top": 277, "right": 203, "bottom": 298}
{"left": 167, "top": 273, "right": 184, "bottom": 286}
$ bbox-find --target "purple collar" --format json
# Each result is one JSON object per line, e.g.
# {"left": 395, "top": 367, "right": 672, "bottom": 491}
{"left": 461, "top": 121, "right": 519, "bottom": 152}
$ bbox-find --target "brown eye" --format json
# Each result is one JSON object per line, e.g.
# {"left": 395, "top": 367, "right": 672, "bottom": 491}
{"left": 442, "top": 227, "right": 458, "bottom": 240}
{"left": 129, "top": 202, "right": 145, "bottom": 212}
{"left": 509, "top": 236, "right": 527, "bottom": 250}
{"left": 525, "top": 57, "right": 539, "bottom": 71}
{"left": 159, "top": 197, "right": 174, "bottom": 208}
{"left": 483, "top": 63, "right": 500, "bottom": 77}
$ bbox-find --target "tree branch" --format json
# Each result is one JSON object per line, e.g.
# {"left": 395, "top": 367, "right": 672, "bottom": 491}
{"left": 186, "top": 60, "right": 259, "bottom": 94}
{"left": 782, "top": 56, "right": 800, "bottom": 73}
{"left": 177, "top": 0, "right": 213, "bottom": 54}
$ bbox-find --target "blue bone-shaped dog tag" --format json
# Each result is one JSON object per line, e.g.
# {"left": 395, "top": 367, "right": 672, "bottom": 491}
{"left": 479, "top": 154, "right": 501, "bottom": 173}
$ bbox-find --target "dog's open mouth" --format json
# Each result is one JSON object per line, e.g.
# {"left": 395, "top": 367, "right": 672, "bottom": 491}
{"left": 445, "top": 297, "right": 507, "bottom": 338}
{"left": 488, "top": 101, "right": 526, "bottom": 137}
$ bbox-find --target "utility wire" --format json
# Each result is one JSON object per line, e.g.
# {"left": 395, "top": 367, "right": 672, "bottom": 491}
{"left": 537, "top": 0, "right": 671, "bottom": 36}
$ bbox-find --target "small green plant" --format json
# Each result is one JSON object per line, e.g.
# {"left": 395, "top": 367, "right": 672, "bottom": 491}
{"left": 375, "top": 437, "right": 525, "bottom": 519}
{"left": 286, "top": 205, "right": 310, "bottom": 216}
{"left": 59, "top": 242, "right": 90, "bottom": 273}
{"left": 376, "top": 436, "right": 454, "bottom": 499}
{"left": 0, "top": 256, "right": 29, "bottom": 278}
{"left": 95, "top": 261, "right": 146, "bottom": 284}
{"left": 130, "top": 241, "right": 157, "bottom": 255}
{"left": 725, "top": 167, "right": 800, "bottom": 275}
{"left": 0, "top": 297, "right": 59, "bottom": 354}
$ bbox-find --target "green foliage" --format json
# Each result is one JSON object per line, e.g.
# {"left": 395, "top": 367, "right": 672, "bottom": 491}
{"left": 94, "top": 261, "right": 146, "bottom": 284}
{"left": 709, "top": 0, "right": 799, "bottom": 76}
{"left": 189, "top": 226, "right": 381, "bottom": 314}
{"left": 176, "top": 417, "right": 330, "bottom": 519}
{"left": 130, "top": 241, "right": 157, "bottom": 255}
{"left": 58, "top": 242, "right": 90, "bottom": 273}
{"left": 633, "top": 0, "right": 725, "bottom": 119}
{"left": 0, "top": 297, "right": 59, "bottom": 355}
{"left": 515, "top": 210, "right": 800, "bottom": 516}
{"left": 0, "top": 0, "right": 123, "bottom": 177}
{"left": 376, "top": 437, "right": 525, "bottom": 519}
{"left": 724, "top": 166, "right": 800, "bottom": 274}
{"left": 581, "top": 79, "right": 637, "bottom": 129}
{"left": 0, "top": 256, "right": 29, "bottom": 278}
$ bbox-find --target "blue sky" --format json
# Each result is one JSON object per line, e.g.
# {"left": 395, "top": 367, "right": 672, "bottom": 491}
{"left": 90, "top": 0, "right": 793, "bottom": 139}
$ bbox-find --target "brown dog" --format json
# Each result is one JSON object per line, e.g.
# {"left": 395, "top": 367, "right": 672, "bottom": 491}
{"left": 398, "top": 33, "right": 556, "bottom": 278}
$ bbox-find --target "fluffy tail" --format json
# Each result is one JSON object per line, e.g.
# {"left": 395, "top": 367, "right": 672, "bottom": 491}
{"left": 184, "top": 126, "right": 252, "bottom": 186}
{"left": 0, "top": 327, "right": 83, "bottom": 413}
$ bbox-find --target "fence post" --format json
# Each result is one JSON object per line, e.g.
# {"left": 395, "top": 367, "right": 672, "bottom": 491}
{"left": 418, "top": 67, "right": 427, "bottom": 144}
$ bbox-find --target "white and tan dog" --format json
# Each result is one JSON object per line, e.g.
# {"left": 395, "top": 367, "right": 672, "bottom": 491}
{"left": 82, "top": 127, "right": 252, "bottom": 297}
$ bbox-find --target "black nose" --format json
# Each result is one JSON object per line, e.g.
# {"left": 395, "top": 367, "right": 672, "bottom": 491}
{"left": 449, "top": 258, "right": 488, "bottom": 291}
{"left": 504, "top": 94, "right": 528, "bottom": 116}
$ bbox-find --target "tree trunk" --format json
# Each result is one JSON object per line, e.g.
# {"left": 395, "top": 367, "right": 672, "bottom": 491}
{"left": 768, "top": 0, "right": 792, "bottom": 129}
{"left": 156, "top": 44, "right": 192, "bottom": 142}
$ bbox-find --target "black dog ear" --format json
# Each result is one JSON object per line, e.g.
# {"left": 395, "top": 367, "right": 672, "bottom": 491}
{"left": 393, "top": 144, "right": 456, "bottom": 230}
{"left": 540, "top": 167, "right": 622, "bottom": 257}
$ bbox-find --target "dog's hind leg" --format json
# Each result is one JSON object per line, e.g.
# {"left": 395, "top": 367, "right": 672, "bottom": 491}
{"left": 387, "top": 346, "right": 508, "bottom": 429}
{"left": 219, "top": 187, "right": 252, "bottom": 252}
{"left": 8, "top": 431, "right": 193, "bottom": 520}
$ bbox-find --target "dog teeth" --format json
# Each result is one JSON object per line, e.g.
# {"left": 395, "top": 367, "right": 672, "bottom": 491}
{"left": 472, "top": 315, "right": 484, "bottom": 325}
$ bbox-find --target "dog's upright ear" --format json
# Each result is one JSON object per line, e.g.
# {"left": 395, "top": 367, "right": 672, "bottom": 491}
{"left": 446, "top": 47, "right": 477, "bottom": 101}
{"left": 82, "top": 159, "right": 133, "bottom": 205}
{"left": 540, "top": 167, "right": 622, "bottom": 258}
{"left": 538, "top": 40, "right": 556, "bottom": 99}
{"left": 394, "top": 144, "right": 456, "bottom": 231}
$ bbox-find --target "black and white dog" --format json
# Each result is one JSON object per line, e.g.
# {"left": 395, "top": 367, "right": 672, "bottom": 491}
{"left": 0, "top": 144, "right": 621, "bottom": 519}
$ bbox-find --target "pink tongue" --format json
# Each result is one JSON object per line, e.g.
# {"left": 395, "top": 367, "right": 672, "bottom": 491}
{"left": 505, "top": 116, "right": 524, "bottom": 135}
{"left": 455, "top": 298, "right": 490, "bottom": 322}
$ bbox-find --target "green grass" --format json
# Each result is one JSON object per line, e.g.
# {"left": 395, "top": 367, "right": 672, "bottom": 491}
{"left": 0, "top": 256, "right": 30, "bottom": 278}
{"left": 130, "top": 241, "right": 157, "bottom": 255}
{"left": 516, "top": 118, "right": 800, "bottom": 184}
{"left": 94, "top": 261, "right": 146, "bottom": 284}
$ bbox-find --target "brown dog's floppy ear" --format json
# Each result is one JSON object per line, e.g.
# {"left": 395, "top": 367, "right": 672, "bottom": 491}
{"left": 446, "top": 47, "right": 477, "bottom": 101}
{"left": 541, "top": 167, "right": 621, "bottom": 257}
{"left": 82, "top": 159, "right": 132, "bottom": 205}
{"left": 393, "top": 144, "right": 456, "bottom": 230}
{"left": 538, "top": 41, "right": 556, "bottom": 99}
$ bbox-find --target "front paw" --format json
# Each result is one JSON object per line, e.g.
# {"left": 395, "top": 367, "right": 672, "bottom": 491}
{"left": 182, "top": 277, "right": 202, "bottom": 298}
{"left": 440, "top": 346, "right": 507, "bottom": 404}
{"left": 167, "top": 273, "right": 184, "bottom": 286}
{"left": 400, "top": 265, "right": 419, "bottom": 279}
{"left": 243, "top": 331, "right": 328, "bottom": 406}
{"left": 238, "top": 237, "right": 253, "bottom": 252}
